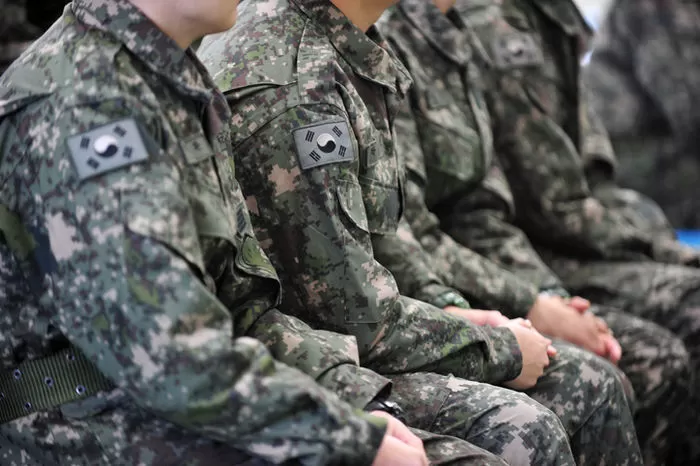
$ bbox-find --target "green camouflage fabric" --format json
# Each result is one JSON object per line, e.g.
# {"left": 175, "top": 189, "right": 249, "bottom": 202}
{"left": 454, "top": 0, "right": 700, "bottom": 462}
{"left": 585, "top": 0, "right": 700, "bottom": 230}
{"left": 0, "top": 0, "right": 413, "bottom": 463}
{"left": 377, "top": 1, "right": 562, "bottom": 320}
{"left": 379, "top": 0, "right": 697, "bottom": 463}
{"left": 200, "top": 0, "right": 523, "bottom": 390}
{"left": 200, "top": 0, "right": 640, "bottom": 464}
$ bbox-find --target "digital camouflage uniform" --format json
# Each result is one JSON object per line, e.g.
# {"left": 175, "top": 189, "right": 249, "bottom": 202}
{"left": 199, "top": 0, "right": 640, "bottom": 464}
{"left": 378, "top": 0, "right": 686, "bottom": 463}
{"left": 453, "top": 0, "right": 700, "bottom": 462}
{"left": 0, "top": 1, "right": 518, "bottom": 464}
{"left": 585, "top": 0, "right": 700, "bottom": 230}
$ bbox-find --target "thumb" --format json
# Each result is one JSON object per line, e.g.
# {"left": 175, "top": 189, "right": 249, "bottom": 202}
{"left": 604, "top": 335, "right": 622, "bottom": 364}
{"left": 568, "top": 296, "right": 591, "bottom": 313}
{"left": 373, "top": 436, "right": 429, "bottom": 466}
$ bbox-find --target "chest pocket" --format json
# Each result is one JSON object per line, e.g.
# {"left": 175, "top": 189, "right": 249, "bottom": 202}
{"left": 499, "top": 0, "right": 588, "bottom": 120}
{"left": 414, "top": 68, "right": 491, "bottom": 208}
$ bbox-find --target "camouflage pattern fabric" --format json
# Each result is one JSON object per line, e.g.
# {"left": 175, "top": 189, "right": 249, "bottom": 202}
{"left": 585, "top": 0, "right": 700, "bottom": 230}
{"left": 199, "top": 0, "right": 641, "bottom": 464}
{"left": 392, "top": 372, "right": 576, "bottom": 466}
{"left": 0, "top": 0, "right": 407, "bottom": 463}
{"left": 453, "top": 0, "right": 700, "bottom": 462}
{"left": 378, "top": 0, "right": 695, "bottom": 463}
{"left": 0, "top": 1, "right": 572, "bottom": 465}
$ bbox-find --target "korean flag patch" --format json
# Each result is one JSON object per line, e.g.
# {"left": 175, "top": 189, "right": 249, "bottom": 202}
{"left": 66, "top": 118, "right": 149, "bottom": 182}
{"left": 293, "top": 120, "right": 355, "bottom": 171}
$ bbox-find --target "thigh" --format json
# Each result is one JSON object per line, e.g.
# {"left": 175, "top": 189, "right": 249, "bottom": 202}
{"left": 562, "top": 262, "right": 700, "bottom": 322}
{"left": 567, "top": 262, "right": 700, "bottom": 369}
{"left": 592, "top": 305, "right": 691, "bottom": 405}
{"left": 526, "top": 341, "right": 634, "bottom": 433}
{"left": 389, "top": 372, "right": 574, "bottom": 466}
{"left": 0, "top": 391, "right": 271, "bottom": 466}
{"left": 411, "top": 429, "right": 509, "bottom": 466}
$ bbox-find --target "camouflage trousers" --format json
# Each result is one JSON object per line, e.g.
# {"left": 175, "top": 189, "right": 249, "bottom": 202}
{"left": 551, "top": 259, "right": 700, "bottom": 464}
{"left": 591, "top": 305, "right": 693, "bottom": 466}
{"left": 0, "top": 387, "right": 508, "bottom": 466}
{"left": 390, "top": 342, "right": 642, "bottom": 466}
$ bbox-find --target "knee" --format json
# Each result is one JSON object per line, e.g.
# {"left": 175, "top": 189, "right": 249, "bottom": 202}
{"left": 495, "top": 393, "right": 573, "bottom": 466}
{"left": 661, "top": 334, "right": 693, "bottom": 385}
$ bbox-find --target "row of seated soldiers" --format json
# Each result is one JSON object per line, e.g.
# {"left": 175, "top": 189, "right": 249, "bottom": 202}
{"left": 1, "top": 0, "right": 699, "bottom": 465}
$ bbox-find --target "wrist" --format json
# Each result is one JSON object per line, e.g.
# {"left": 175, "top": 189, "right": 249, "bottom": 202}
{"left": 433, "top": 291, "right": 470, "bottom": 309}
{"left": 538, "top": 287, "right": 569, "bottom": 298}
{"left": 364, "top": 398, "right": 406, "bottom": 424}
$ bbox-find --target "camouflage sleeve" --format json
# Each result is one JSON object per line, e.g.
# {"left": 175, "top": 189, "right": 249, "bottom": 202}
{"left": 233, "top": 101, "right": 522, "bottom": 384}
{"left": 248, "top": 309, "right": 392, "bottom": 408}
{"left": 579, "top": 94, "right": 618, "bottom": 189}
{"left": 394, "top": 94, "right": 540, "bottom": 317}
{"left": 16, "top": 99, "right": 386, "bottom": 465}
{"left": 373, "top": 216, "right": 472, "bottom": 309}
{"left": 579, "top": 96, "right": 698, "bottom": 264}
{"left": 488, "top": 68, "right": 658, "bottom": 262}
{"left": 441, "top": 157, "right": 565, "bottom": 293}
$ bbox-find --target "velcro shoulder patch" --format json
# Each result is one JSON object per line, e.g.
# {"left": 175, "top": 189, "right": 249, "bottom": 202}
{"left": 492, "top": 33, "right": 544, "bottom": 69}
{"left": 293, "top": 120, "right": 355, "bottom": 171}
{"left": 66, "top": 118, "right": 149, "bottom": 182}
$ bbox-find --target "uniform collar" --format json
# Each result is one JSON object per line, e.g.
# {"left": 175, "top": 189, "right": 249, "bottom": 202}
{"left": 72, "top": 0, "right": 213, "bottom": 102}
{"left": 291, "top": 0, "right": 411, "bottom": 95}
{"left": 397, "top": 0, "right": 471, "bottom": 66}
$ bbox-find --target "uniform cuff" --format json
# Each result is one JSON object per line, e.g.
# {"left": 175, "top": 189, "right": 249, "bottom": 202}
{"left": 424, "top": 288, "right": 471, "bottom": 309}
{"left": 478, "top": 326, "right": 523, "bottom": 384}
{"left": 335, "top": 411, "right": 388, "bottom": 465}
{"left": 501, "top": 279, "right": 540, "bottom": 319}
{"left": 316, "top": 364, "right": 392, "bottom": 409}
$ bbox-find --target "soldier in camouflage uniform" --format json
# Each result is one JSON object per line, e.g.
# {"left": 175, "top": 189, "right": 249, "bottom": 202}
{"left": 199, "top": 0, "right": 643, "bottom": 464}
{"left": 377, "top": 0, "right": 697, "bottom": 463}
{"left": 449, "top": 0, "right": 700, "bottom": 462}
{"left": 0, "top": 0, "right": 543, "bottom": 464}
{"left": 0, "top": 0, "right": 40, "bottom": 75}
{"left": 585, "top": 0, "right": 700, "bottom": 230}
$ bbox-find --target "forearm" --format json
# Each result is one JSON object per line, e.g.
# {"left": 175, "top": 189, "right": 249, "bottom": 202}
{"left": 250, "top": 308, "right": 391, "bottom": 408}
{"left": 442, "top": 165, "right": 564, "bottom": 292}
{"left": 374, "top": 217, "right": 469, "bottom": 309}
{"left": 363, "top": 296, "right": 522, "bottom": 385}
{"left": 58, "top": 234, "right": 385, "bottom": 465}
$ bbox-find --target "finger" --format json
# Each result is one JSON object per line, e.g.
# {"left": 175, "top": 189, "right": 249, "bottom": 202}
{"left": 394, "top": 427, "right": 423, "bottom": 450}
{"left": 547, "top": 344, "right": 558, "bottom": 357}
{"left": 488, "top": 313, "right": 510, "bottom": 327}
{"left": 568, "top": 296, "right": 591, "bottom": 313}
{"left": 374, "top": 436, "right": 428, "bottom": 466}
{"left": 584, "top": 330, "right": 606, "bottom": 356}
{"left": 594, "top": 317, "right": 611, "bottom": 334}
{"left": 519, "top": 319, "right": 533, "bottom": 329}
{"left": 370, "top": 411, "right": 423, "bottom": 449}
{"left": 605, "top": 335, "right": 623, "bottom": 364}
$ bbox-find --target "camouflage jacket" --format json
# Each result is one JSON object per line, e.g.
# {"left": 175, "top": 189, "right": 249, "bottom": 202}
{"left": 378, "top": 0, "right": 565, "bottom": 318}
{"left": 586, "top": 0, "right": 700, "bottom": 230}
{"left": 0, "top": 0, "right": 389, "bottom": 463}
{"left": 457, "top": 0, "right": 700, "bottom": 271}
{"left": 199, "top": 0, "right": 522, "bottom": 384}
